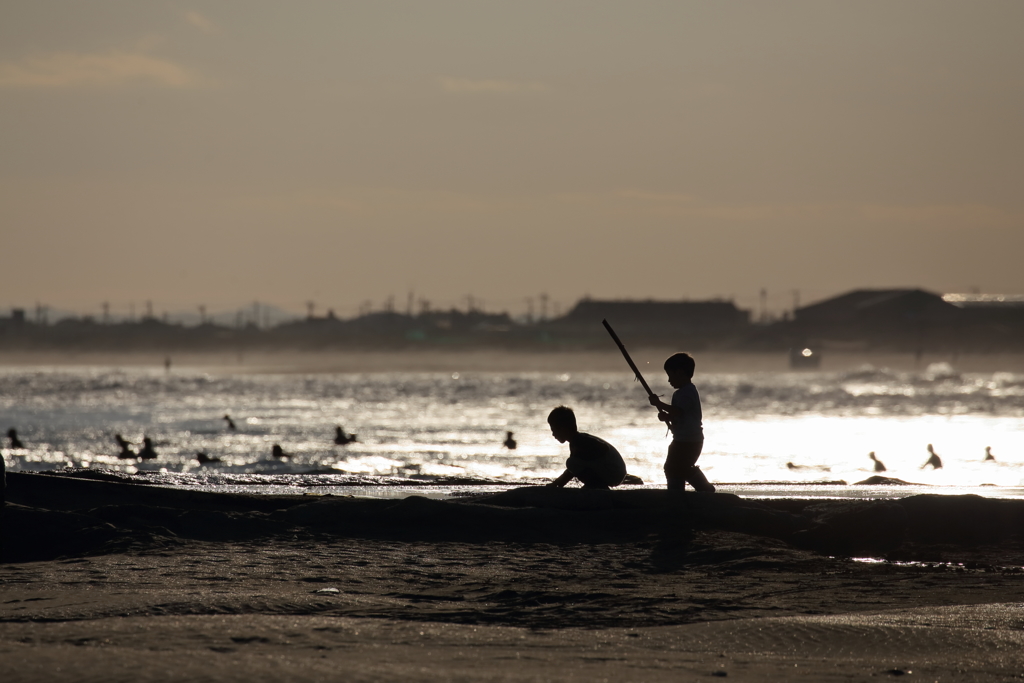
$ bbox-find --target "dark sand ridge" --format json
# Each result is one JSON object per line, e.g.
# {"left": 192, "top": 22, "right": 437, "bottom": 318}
{"left": 3, "top": 473, "right": 1024, "bottom": 681}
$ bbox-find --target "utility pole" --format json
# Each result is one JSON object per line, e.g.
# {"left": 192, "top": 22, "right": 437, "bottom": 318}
{"left": 102, "top": 302, "right": 110, "bottom": 325}
{"left": 759, "top": 288, "right": 767, "bottom": 323}
{"left": 306, "top": 301, "right": 315, "bottom": 320}
{"left": 539, "top": 293, "right": 549, "bottom": 322}
{"left": 198, "top": 305, "right": 206, "bottom": 325}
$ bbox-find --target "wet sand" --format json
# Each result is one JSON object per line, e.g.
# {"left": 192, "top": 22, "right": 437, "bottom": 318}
{"left": 3, "top": 474, "right": 1024, "bottom": 681}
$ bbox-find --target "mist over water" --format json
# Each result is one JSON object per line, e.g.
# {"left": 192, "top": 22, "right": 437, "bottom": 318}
{"left": 2, "top": 364, "right": 1023, "bottom": 494}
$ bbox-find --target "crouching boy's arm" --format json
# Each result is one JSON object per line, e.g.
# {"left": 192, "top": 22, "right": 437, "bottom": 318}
{"left": 548, "top": 469, "right": 574, "bottom": 488}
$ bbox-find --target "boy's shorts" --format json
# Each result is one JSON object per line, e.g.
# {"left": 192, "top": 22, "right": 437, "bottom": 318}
{"left": 665, "top": 440, "right": 714, "bottom": 492}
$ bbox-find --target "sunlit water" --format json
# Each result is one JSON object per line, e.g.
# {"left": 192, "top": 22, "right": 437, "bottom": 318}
{"left": 2, "top": 363, "right": 1023, "bottom": 498}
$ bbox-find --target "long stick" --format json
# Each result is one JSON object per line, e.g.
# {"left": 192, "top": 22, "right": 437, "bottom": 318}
{"left": 602, "top": 318, "right": 659, "bottom": 401}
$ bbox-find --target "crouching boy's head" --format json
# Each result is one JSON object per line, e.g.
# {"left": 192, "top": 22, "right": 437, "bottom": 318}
{"left": 547, "top": 405, "right": 578, "bottom": 443}
{"left": 664, "top": 352, "right": 696, "bottom": 389}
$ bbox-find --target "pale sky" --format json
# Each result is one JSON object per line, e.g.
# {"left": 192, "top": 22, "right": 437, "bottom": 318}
{"left": 2, "top": 1, "right": 1022, "bottom": 319}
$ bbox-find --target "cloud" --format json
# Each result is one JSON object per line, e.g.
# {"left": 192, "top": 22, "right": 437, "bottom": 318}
{"left": 185, "top": 10, "right": 218, "bottom": 35}
{"left": 573, "top": 190, "right": 1023, "bottom": 228}
{"left": 859, "top": 203, "right": 1018, "bottom": 227}
{"left": 224, "top": 187, "right": 528, "bottom": 223}
{"left": 439, "top": 77, "right": 547, "bottom": 94}
{"left": 0, "top": 50, "right": 202, "bottom": 88}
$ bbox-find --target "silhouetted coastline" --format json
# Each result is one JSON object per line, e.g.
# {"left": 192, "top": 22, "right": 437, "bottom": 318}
{"left": 3, "top": 289, "right": 1024, "bottom": 357}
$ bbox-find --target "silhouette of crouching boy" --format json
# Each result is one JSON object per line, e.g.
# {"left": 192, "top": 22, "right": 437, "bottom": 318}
{"left": 546, "top": 406, "right": 627, "bottom": 489}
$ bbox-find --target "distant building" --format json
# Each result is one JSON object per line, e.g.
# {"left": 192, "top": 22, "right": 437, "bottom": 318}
{"left": 943, "top": 294, "right": 1024, "bottom": 325}
{"left": 795, "top": 289, "right": 959, "bottom": 328}
{"left": 788, "top": 288, "right": 965, "bottom": 351}
{"left": 550, "top": 298, "right": 750, "bottom": 342}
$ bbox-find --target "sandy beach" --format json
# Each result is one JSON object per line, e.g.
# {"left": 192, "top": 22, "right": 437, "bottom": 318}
{"left": 2, "top": 472, "right": 1024, "bottom": 681}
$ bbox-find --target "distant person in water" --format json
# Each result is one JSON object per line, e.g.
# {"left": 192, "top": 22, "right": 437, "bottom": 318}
{"left": 546, "top": 406, "right": 626, "bottom": 489}
{"left": 224, "top": 415, "right": 237, "bottom": 431}
{"left": 138, "top": 437, "right": 158, "bottom": 460}
{"left": 7, "top": 429, "right": 24, "bottom": 449}
{"left": 503, "top": 431, "right": 517, "bottom": 450}
{"left": 984, "top": 446, "right": 995, "bottom": 462}
{"left": 114, "top": 434, "right": 135, "bottom": 459}
{"left": 334, "top": 426, "right": 357, "bottom": 445}
{"left": 196, "top": 452, "right": 222, "bottom": 465}
{"left": 869, "top": 451, "right": 886, "bottom": 472}
{"left": 272, "top": 444, "right": 288, "bottom": 458}
{"left": 648, "top": 353, "right": 715, "bottom": 493}
{"left": 922, "top": 444, "right": 943, "bottom": 469}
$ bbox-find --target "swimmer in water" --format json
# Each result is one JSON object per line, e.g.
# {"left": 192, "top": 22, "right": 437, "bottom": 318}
{"left": 138, "top": 437, "right": 158, "bottom": 460}
{"left": 224, "top": 415, "right": 237, "bottom": 431}
{"left": 921, "top": 444, "right": 943, "bottom": 469}
{"left": 503, "top": 431, "right": 517, "bottom": 450}
{"left": 114, "top": 434, "right": 135, "bottom": 459}
{"left": 869, "top": 451, "right": 886, "bottom": 472}
{"left": 334, "top": 426, "right": 357, "bottom": 445}
{"left": 272, "top": 444, "right": 288, "bottom": 458}
{"left": 7, "top": 428, "right": 24, "bottom": 449}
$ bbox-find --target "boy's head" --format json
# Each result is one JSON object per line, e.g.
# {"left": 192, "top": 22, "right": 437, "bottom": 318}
{"left": 664, "top": 352, "right": 695, "bottom": 388}
{"left": 547, "top": 405, "right": 578, "bottom": 443}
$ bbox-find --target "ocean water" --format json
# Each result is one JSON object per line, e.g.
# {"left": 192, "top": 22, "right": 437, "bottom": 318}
{"left": 2, "top": 363, "right": 1023, "bottom": 498}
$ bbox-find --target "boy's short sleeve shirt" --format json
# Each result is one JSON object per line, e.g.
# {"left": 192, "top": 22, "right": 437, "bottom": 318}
{"left": 670, "top": 383, "right": 704, "bottom": 442}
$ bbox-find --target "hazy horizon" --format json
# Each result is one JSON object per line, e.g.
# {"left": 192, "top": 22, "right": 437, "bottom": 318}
{"left": 3, "top": 1, "right": 1022, "bottom": 319}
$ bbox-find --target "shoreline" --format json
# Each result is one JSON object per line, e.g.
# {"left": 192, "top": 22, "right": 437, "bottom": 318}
{"left": 3, "top": 348, "right": 1024, "bottom": 373}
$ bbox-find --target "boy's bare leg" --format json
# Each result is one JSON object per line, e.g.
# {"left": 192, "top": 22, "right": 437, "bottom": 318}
{"left": 685, "top": 466, "right": 715, "bottom": 493}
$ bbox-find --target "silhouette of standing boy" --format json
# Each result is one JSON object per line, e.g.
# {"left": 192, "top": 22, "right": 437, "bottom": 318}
{"left": 648, "top": 352, "right": 715, "bottom": 492}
